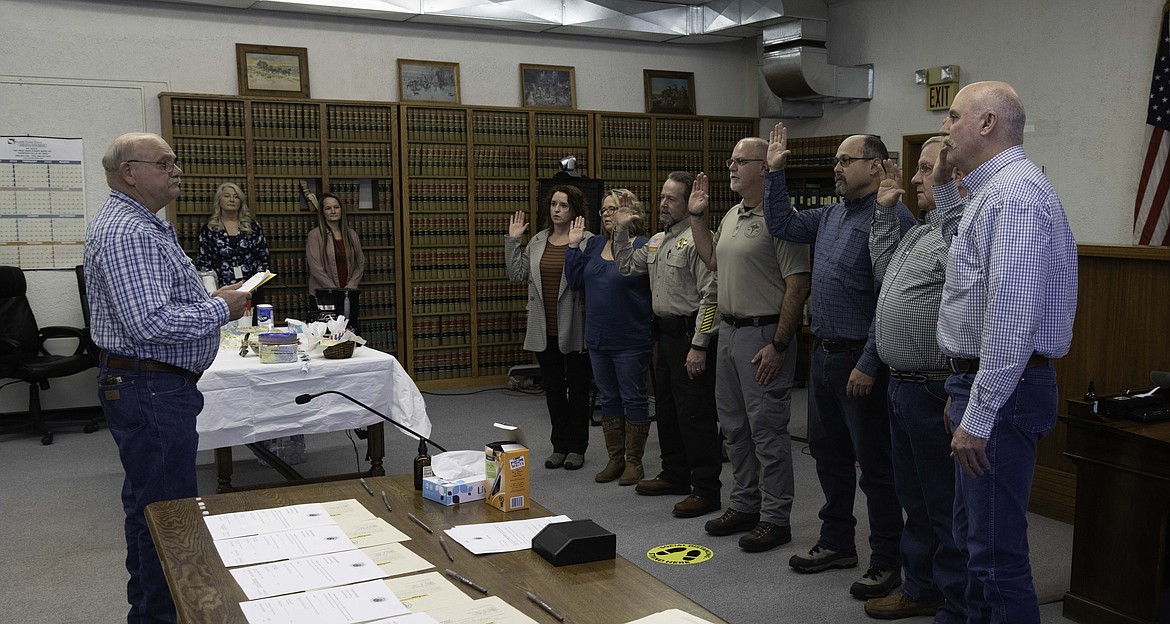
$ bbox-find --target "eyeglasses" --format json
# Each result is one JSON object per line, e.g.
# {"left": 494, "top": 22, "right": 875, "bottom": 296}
{"left": 833, "top": 155, "right": 876, "bottom": 167}
{"left": 599, "top": 206, "right": 631, "bottom": 216}
{"left": 125, "top": 158, "right": 182, "bottom": 173}
{"left": 725, "top": 158, "right": 764, "bottom": 168}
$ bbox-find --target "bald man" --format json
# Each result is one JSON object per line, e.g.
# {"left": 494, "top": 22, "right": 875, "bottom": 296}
{"left": 86, "top": 132, "right": 250, "bottom": 623}
{"left": 936, "top": 81, "right": 1077, "bottom": 623}
{"left": 763, "top": 127, "right": 916, "bottom": 600}
{"left": 865, "top": 137, "right": 966, "bottom": 621}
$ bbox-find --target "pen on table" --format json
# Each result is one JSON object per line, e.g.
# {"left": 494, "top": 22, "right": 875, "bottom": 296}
{"left": 439, "top": 535, "right": 454, "bottom": 561}
{"left": 526, "top": 591, "right": 565, "bottom": 622}
{"left": 380, "top": 490, "right": 392, "bottom": 512}
{"left": 445, "top": 568, "right": 488, "bottom": 594}
{"left": 359, "top": 478, "right": 374, "bottom": 496}
{"left": 407, "top": 512, "right": 433, "bottom": 534}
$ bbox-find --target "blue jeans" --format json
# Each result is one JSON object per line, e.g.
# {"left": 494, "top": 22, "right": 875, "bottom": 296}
{"left": 888, "top": 379, "right": 966, "bottom": 623}
{"left": 589, "top": 347, "right": 652, "bottom": 422}
{"left": 807, "top": 344, "right": 902, "bottom": 568}
{"left": 99, "top": 366, "right": 202, "bottom": 624}
{"left": 946, "top": 366, "right": 1057, "bottom": 624}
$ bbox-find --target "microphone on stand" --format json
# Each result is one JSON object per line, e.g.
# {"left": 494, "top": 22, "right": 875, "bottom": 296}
{"left": 295, "top": 390, "right": 447, "bottom": 453}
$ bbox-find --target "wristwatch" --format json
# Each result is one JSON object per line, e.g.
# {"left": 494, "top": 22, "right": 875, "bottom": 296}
{"left": 771, "top": 340, "right": 788, "bottom": 353}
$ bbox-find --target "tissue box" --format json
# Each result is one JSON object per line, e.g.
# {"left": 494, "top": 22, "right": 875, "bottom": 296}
{"left": 486, "top": 423, "right": 529, "bottom": 512}
{"left": 422, "top": 476, "right": 487, "bottom": 506}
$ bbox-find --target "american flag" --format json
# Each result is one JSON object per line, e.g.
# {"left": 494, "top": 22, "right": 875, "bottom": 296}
{"left": 1135, "top": 1, "right": 1170, "bottom": 245}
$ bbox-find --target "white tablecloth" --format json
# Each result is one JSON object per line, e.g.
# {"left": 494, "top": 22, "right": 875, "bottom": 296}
{"left": 195, "top": 346, "right": 430, "bottom": 451}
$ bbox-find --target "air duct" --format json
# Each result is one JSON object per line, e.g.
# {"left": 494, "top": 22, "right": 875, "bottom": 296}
{"left": 758, "top": 17, "right": 873, "bottom": 118}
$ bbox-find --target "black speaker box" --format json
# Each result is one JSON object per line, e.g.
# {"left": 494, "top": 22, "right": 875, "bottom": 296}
{"left": 532, "top": 519, "right": 616, "bottom": 566}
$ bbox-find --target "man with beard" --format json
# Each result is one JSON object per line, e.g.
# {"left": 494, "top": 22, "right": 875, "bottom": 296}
{"left": 611, "top": 171, "right": 722, "bottom": 518}
{"left": 762, "top": 125, "right": 915, "bottom": 599}
{"left": 937, "top": 81, "right": 1077, "bottom": 624}
{"left": 688, "top": 138, "right": 811, "bottom": 553}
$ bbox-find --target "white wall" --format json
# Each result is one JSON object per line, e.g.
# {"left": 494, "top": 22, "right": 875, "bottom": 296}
{"left": 775, "top": 0, "right": 1154, "bottom": 245}
{"left": 0, "top": 0, "right": 1160, "bottom": 411}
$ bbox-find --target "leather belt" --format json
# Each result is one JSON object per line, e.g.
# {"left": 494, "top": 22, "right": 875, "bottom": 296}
{"left": 945, "top": 353, "right": 1050, "bottom": 374}
{"left": 817, "top": 338, "right": 866, "bottom": 353}
{"left": 889, "top": 369, "right": 952, "bottom": 383}
{"left": 103, "top": 354, "right": 202, "bottom": 382}
{"left": 721, "top": 314, "right": 779, "bottom": 328}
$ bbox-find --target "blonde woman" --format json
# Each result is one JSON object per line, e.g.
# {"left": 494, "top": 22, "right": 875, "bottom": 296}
{"left": 195, "top": 182, "right": 269, "bottom": 287}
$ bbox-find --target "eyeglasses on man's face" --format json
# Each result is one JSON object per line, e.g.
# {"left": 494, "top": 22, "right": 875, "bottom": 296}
{"left": 125, "top": 158, "right": 182, "bottom": 173}
{"left": 833, "top": 155, "right": 877, "bottom": 168}
{"left": 725, "top": 158, "right": 764, "bottom": 168}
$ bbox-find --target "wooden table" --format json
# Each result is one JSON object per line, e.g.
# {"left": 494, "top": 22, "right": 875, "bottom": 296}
{"left": 1062, "top": 400, "right": 1170, "bottom": 623}
{"left": 196, "top": 347, "right": 429, "bottom": 491}
{"left": 146, "top": 474, "right": 726, "bottom": 624}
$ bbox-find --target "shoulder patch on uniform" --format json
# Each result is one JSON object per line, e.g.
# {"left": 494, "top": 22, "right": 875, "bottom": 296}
{"left": 647, "top": 233, "right": 664, "bottom": 252}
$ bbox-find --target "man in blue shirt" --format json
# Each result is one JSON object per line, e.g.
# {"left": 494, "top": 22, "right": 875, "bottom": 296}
{"left": 763, "top": 126, "right": 915, "bottom": 599}
{"left": 936, "top": 81, "right": 1077, "bottom": 624}
{"left": 85, "top": 132, "right": 251, "bottom": 624}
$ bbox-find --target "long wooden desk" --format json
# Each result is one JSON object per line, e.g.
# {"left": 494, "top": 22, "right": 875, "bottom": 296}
{"left": 1062, "top": 401, "right": 1170, "bottom": 624}
{"left": 146, "top": 474, "right": 726, "bottom": 624}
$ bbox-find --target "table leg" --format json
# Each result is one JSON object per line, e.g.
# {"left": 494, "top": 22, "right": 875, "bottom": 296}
{"left": 215, "top": 447, "right": 233, "bottom": 493}
{"left": 368, "top": 422, "right": 385, "bottom": 476}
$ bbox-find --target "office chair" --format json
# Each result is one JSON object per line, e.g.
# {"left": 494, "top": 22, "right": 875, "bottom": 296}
{"left": 0, "top": 265, "right": 99, "bottom": 445}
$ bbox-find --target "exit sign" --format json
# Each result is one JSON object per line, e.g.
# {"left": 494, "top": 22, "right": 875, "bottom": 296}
{"left": 928, "top": 83, "right": 956, "bottom": 111}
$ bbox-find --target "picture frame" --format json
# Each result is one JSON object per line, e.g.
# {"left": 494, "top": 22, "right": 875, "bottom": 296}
{"left": 398, "top": 59, "right": 461, "bottom": 104}
{"left": 236, "top": 44, "right": 310, "bottom": 98}
{"left": 520, "top": 64, "right": 576, "bottom": 110}
{"left": 644, "top": 70, "right": 696, "bottom": 115}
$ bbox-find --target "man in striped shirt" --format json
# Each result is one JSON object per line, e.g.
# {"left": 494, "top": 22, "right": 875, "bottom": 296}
{"left": 865, "top": 137, "right": 966, "bottom": 621}
{"left": 936, "top": 81, "right": 1077, "bottom": 624}
{"left": 85, "top": 132, "right": 251, "bottom": 624}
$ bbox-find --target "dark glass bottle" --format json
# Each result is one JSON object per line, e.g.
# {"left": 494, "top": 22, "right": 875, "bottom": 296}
{"left": 413, "top": 439, "right": 431, "bottom": 491}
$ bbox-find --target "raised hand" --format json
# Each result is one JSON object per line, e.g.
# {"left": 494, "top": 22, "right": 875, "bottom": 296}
{"left": 876, "top": 159, "right": 905, "bottom": 208}
{"left": 767, "top": 122, "right": 790, "bottom": 170}
{"left": 611, "top": 208, "right": 640, "bottom": 230}
{"left": 688, "top": 172, "right": 710, "bottom": 217}
{"left": 508, "top": 210, "right": 529, "bottom": 238}
{"left": 933, "top": 144, "right": 957, "bottom": 188}
{"left": 568, "top": 216, "right": 586, "bottom": 247}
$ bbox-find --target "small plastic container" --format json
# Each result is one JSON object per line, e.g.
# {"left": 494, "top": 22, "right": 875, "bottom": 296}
{"left": 257, "top": 332, "right": 299, "bottom": 364}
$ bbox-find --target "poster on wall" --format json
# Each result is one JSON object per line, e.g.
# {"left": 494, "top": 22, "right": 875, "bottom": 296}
{"left": 0, "top": 136, "right": 87, "bottom": 269}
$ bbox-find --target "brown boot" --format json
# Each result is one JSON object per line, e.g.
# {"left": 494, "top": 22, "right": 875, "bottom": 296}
{"left": 595, "top": 418, "right": 625, "bottom": 483}
{"left": 619, "top": 420, "right": 652, "bottom": 486}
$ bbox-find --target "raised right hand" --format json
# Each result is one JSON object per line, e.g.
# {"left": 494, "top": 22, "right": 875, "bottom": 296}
{"left": 508, "top": 210, "right": 529, "bottom": 238}
{"left": 767, "top": 122, "right": 790, "bottom": 170}
{"left": 568, "top": 216, "right": 586, "bottom": 247}
{"left": 688, "top": 172, "right": 709, "bottom": 217}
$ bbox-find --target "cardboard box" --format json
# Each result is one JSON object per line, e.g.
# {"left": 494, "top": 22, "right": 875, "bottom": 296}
{"left": 486, "top": 422, "right": 530, "bottom": 512}
{"left": 422, "top": 475, "right": 487, "bottom": 506}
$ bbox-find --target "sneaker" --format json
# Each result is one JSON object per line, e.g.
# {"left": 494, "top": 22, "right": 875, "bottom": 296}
{"left": 863, "top": 590, "right": 942, "bottom": 619}
{"left": 789, "top": 544, "right": 859, "bottom": 573}
{"left": 850, "top": 565, "right": 902, "bottom": 600}
{"left": 544, "top": 452, "right": 566, "bottom": 469}
{"left": 563, "top": 452, "right": 585, "bottom": 470}
{"left": 634, "top": 476, "right": 691, "bottom": 496}
{"left": 672, "top": 495, "right": 720, "bottom": 518}
{"left": 704, "top": 508, "right": 761, "bottom": 536}
{"left": 738, "top": 521, "right": 792, "bottom": 552}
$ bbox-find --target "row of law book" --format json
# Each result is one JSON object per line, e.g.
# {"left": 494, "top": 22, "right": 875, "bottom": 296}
{"left": 471, "top": 146, "right": 531, "bottom": 177}
{"left": 325, "top": 143, "right": 393, "bottom": 176}
{"left": 475, "top": 281, "right": 527, "bottom": 312}
{"left": 326, "top": 105, "right": 395, "bottom": 141}
{"left": 787, "top": 135, "right": 854, "bottom": 169}
{"left": 405, "top": 146, "right": 469, "bottom": 177}
{"left": 476, "top": 311, "right": 529, "bottom": 344}
{"left": 361, "top": 318, "right": 399, "bottom": 354}
{"left": 411, "top": 283, "right": 471, "bottom": 314}
{"left": 251, "top": 102, "right": 321, "bottom": 139}
{"left": 405, "top": 108, "right": 468, "bottom": 143}
{"left": 475, "top": 344, "right": 531, "bottom": 376}
{"left": 655, "top": 118, "right": 706, "bottom": 148}
{"left": 411, "top": 350, "right": 472, "bottom": 381}
{"left": 409, "top": 249, "right": 471, "bottom": 280}
{"left": 533, "top": 114, "right": 590, "bottom": 145}
{"left": 408, "top": 216, "right": 471, "bottom": 246}
{"left": 412, "top": 314, "right": 472, "bottom": 348}
{"left": 470, "top": 112, "right": 530, "bottom": 145}
{"left": 268, "top": 249, "right": 395, "bottom": 285}
{"left": 252, "top": 142, "right": 322, "bottom": 176}
{"left": 170, "top": 99, "right": 246, "bottom": 137}
{"left": 601, "top": 117, "right": 652, "bottom": 146}
{"left": 172, "top": 138, "right": 247, "bottom": 175}
{"left": 327, "top": 179, "right": 395, "bottom": 213}
{"left": 470, "top": 182, "right": 530, "bottom": 212}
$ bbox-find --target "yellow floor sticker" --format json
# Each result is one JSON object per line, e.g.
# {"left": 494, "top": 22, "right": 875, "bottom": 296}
{"left": 647, "top": 544, "right": 713, "bottom": 565}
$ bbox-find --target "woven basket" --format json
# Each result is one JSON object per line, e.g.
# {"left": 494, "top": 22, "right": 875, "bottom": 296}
{"left": 323, "top": 340, "right": 356, "bottom": 359}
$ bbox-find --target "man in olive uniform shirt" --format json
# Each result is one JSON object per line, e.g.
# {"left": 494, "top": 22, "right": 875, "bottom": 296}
{"left": 612, "top": 171, "right": 722, "bottom": 518}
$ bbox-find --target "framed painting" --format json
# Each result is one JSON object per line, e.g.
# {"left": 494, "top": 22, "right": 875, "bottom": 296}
{"left": 644, "top": 70, "right": 696, "bottom": 115}
{"left": 398, "top": 59, "right": 461, "bottom": 104}
{"left": 236, "top": 44, "right": 310, "bottom": 98}
{"left": 520, "top": 64, "right": 576, "bottom": 109}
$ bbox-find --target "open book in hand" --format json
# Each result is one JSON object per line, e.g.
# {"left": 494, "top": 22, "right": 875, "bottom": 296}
{"left": 238, "top": 270, "right": 276, "bottom": 293}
